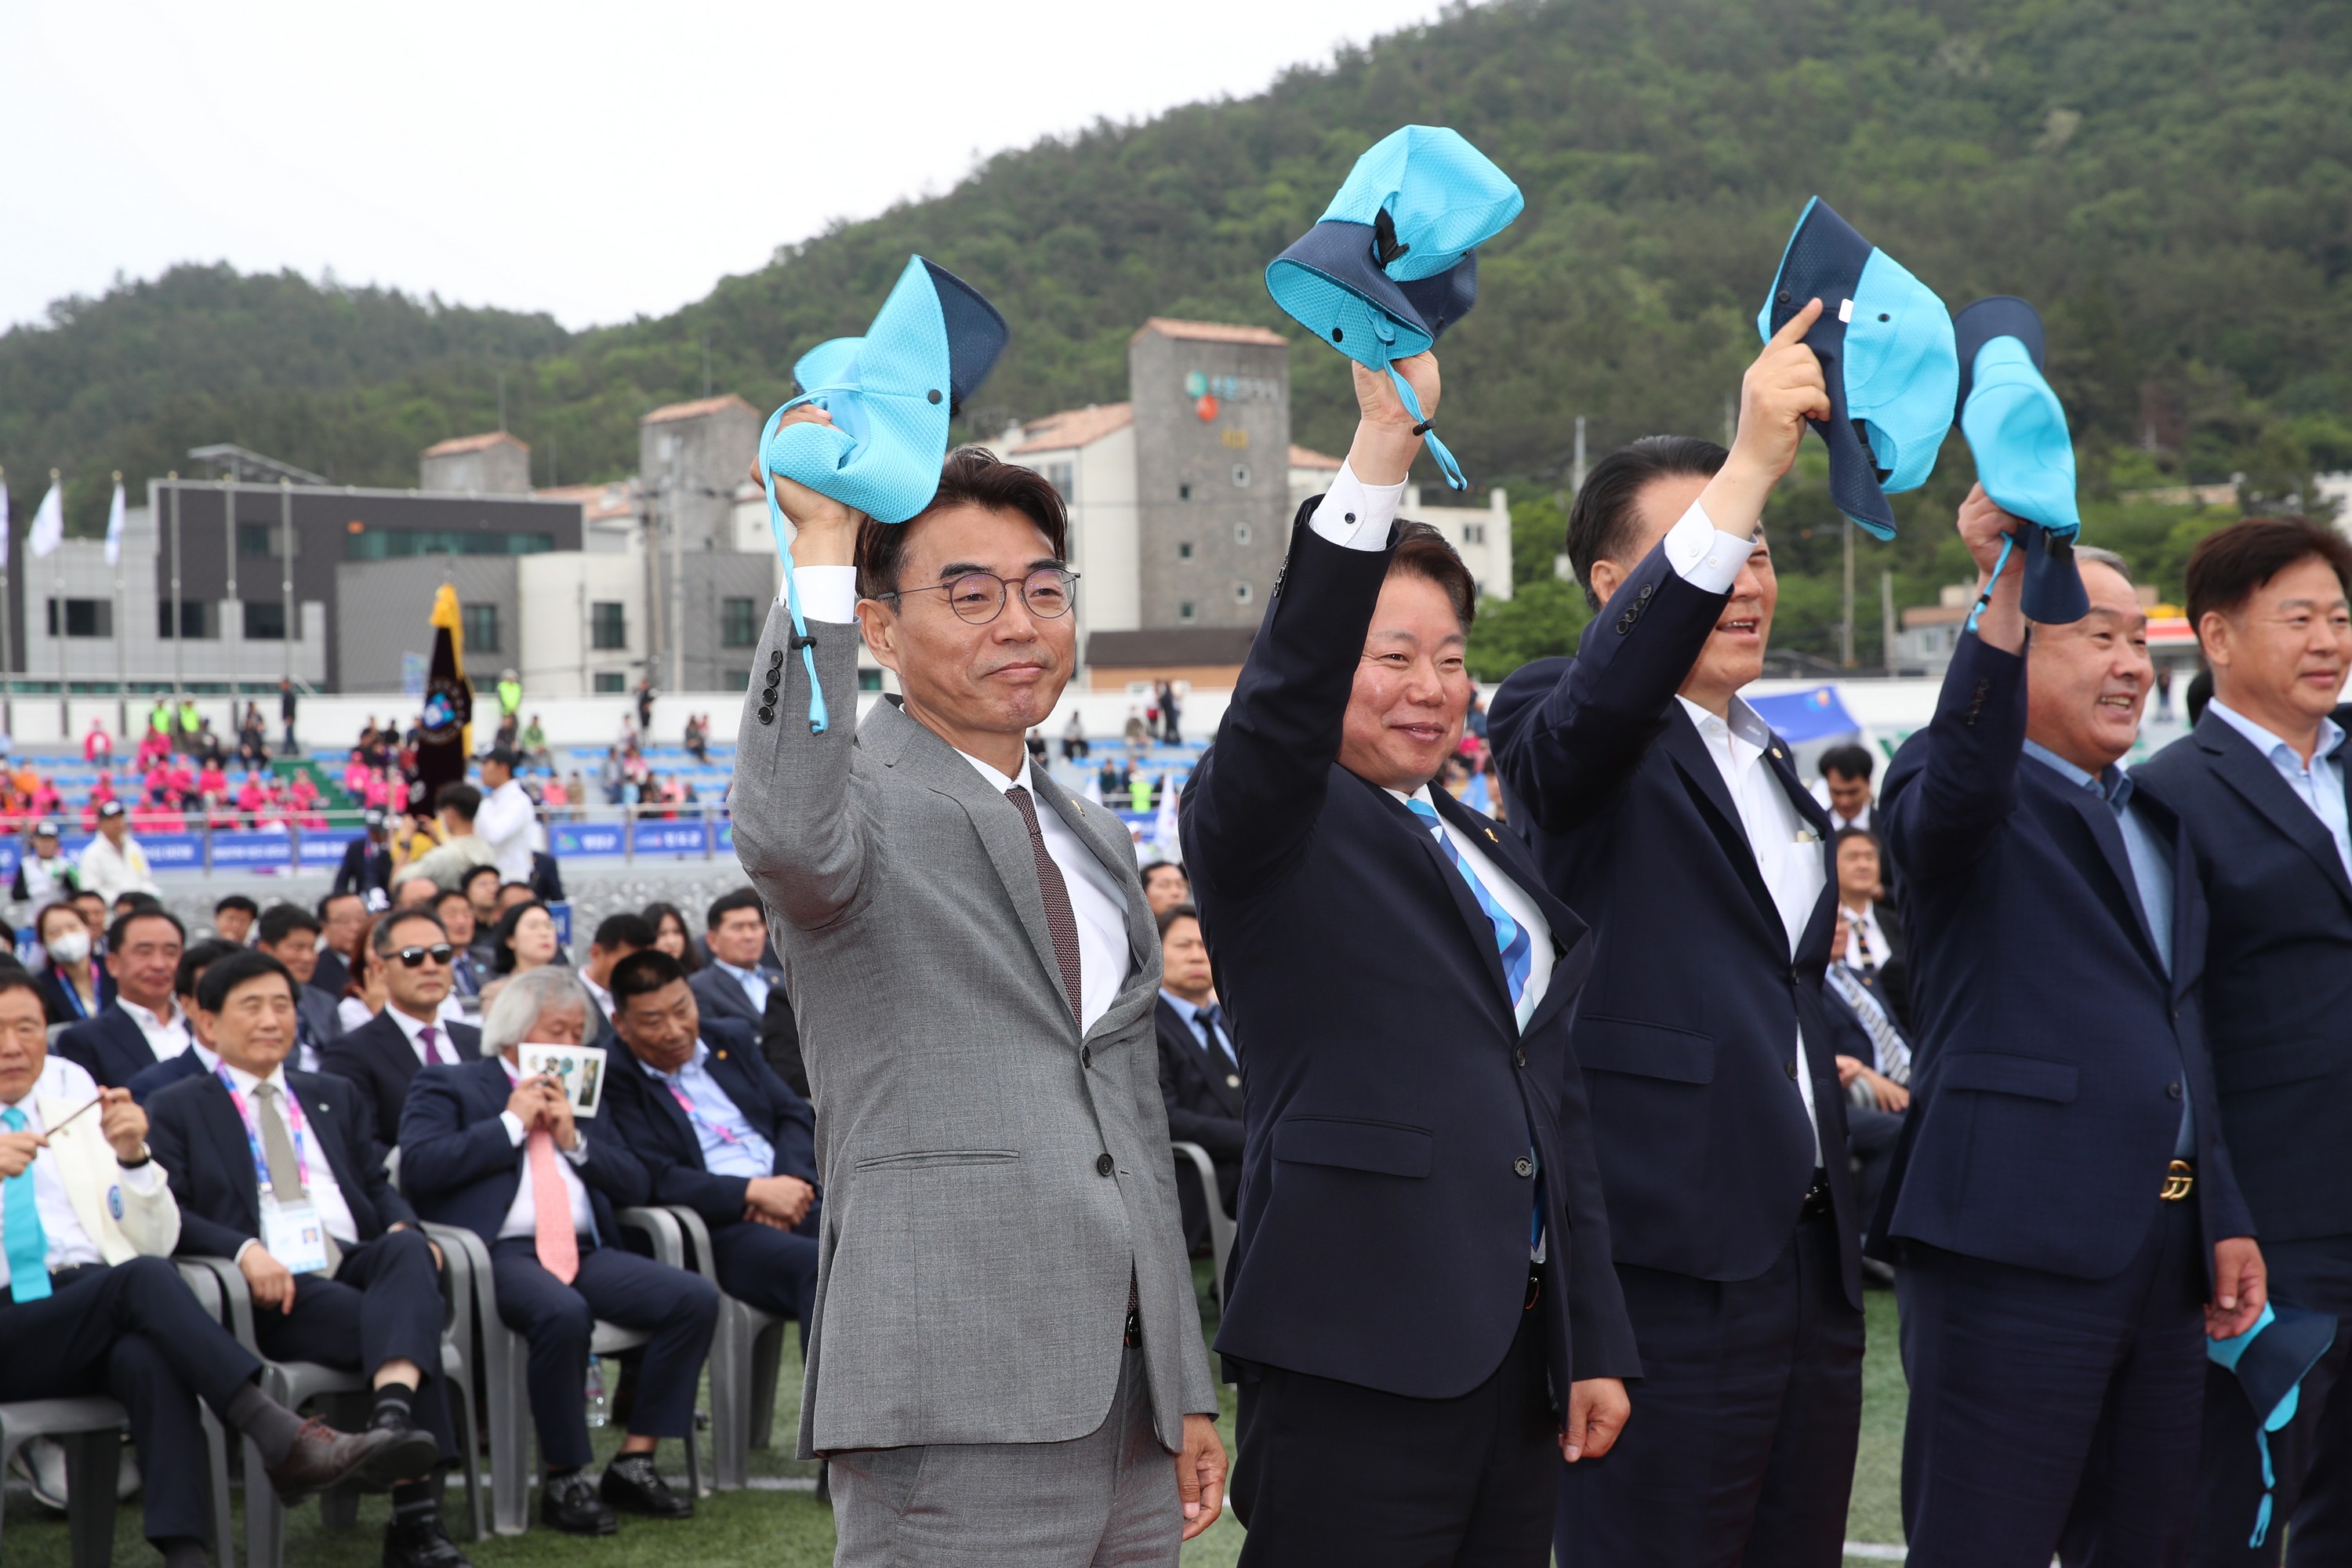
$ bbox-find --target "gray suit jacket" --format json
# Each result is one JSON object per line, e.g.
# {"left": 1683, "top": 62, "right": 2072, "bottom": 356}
{"left": 731, "top": 607, "right": 1218, "bottom": 1456}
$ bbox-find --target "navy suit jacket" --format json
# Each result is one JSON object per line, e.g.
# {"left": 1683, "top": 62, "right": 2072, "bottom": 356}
{"left": 1180, "top": 505, "right": 1637, "bottom": 1401}
{"left": 57, "top": 1004, "right": 168, "bottom": 1090}
{"left": 332, "top": 836, "right": 394, "bottom": 899}
{"left": 146, "top": 1065, "right": 414, "bottom": 1262}
{"left": 1488, "top": 546, "right": 1864, "bottom": 1309}
{"left": 396, "top": 1055, "right": 648, "bottom": 1248}
{"left": 601, "top": 1016, "right": 818, "bottom": 1230}
{"left": 688, "top": 965, "right": 775, "bottom": 1032}
{"left": 1874, "top": 633, "right": 2254, "bottom": 1276}
{"left": 1155, "top": 996, "right": 1244, "bottom": 1245}
{"left": 35, "top": 966, "right": 114, "bottom": 1028}
{"left": 321, "top": 1010, "right": 482, "bottom": 1150}
{"left": 127, "top": 1048, "right": 206, "bottom": 1105}
{"left": 2135, "top": 706, "right": 2352, "bottom": 1244}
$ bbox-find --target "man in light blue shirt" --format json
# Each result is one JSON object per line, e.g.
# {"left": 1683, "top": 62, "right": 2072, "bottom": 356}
{"left": 688, "top": 889, "right": 785, "bottom": 1033}
{"left": 1151, "top": 905, "right": 1240, "bottom": 1254}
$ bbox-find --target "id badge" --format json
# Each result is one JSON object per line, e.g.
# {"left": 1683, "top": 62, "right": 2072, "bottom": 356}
{"left": 260, "top": 1197, "right": 333, "bottom": 1276}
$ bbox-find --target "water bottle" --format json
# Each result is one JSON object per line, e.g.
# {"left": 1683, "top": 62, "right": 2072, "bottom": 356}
{"left": 585, "top": 1359, "right": 608, "bottom": 1428}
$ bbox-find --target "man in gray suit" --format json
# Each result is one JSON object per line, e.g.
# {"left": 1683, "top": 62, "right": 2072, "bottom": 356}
{"left": 732, "top": 430, "right": 1225, "bottom": 1566}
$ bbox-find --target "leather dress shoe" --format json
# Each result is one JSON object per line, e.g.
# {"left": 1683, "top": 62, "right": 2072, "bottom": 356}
{"left": 541, "top": 1471, "right": 617, "bottom": 1535}
{"left": 265, "top": 1419, "right": 441, "bottom": 1504}
{"left": 383, "top": 1512, "right": 474, "bottom": 1568}
{"left": 601, "top": 1452, "right": 693, "bottom": 1518}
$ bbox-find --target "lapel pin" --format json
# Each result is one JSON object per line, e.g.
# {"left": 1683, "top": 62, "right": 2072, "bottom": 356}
{"left": 1483, "top": 827, "right": 1499, "bottom": 843}
{"left": 1770, "top": 746, "right": 1784, "bottom": 760}
{"left": 1228, "top": 1073, "right": 1242, "bottom": 1088}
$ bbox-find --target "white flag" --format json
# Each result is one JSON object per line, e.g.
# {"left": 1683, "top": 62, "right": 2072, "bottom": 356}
{"left": 1153, "top": 775, "right": 1181, "bottom": 858}
{"left": 27, "top": 480, "right": 63, "bottom": 558}
{"left": 105, "top": 479, "right": 125, "bottom": 566}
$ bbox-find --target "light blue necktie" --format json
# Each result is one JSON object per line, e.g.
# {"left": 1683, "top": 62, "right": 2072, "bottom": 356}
{"left": 2, "top": 1106, "right": 51, "bottom": 1303}
{"left": 1404, "top": 797, "right": 1534, "bottom": 1028}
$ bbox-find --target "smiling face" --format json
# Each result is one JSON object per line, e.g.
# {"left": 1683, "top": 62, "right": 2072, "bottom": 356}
{"left": 2026, "top": 561, "right": 2152, "bottom": 772}
{"left": 2202, "top": 554, "right": 2352, "bottom": 737}
{"left": 1338, "top": 572, "right": 1475, "bottom": 793}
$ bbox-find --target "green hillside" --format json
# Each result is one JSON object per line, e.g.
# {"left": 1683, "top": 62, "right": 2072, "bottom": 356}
{"left": 4, "top": 0, "right": 2347, "bottom": 670}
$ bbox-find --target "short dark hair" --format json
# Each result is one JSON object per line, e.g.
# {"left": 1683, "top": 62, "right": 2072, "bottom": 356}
{"left": 1564, "top": 436, "right": 1729, "bottom": 610}
{"left": 256, "top": 903, "right": 321, "bottom": 947}
{"left": 115, "top": 892, "right": 164, "bottom": 916}
{"left": 1831, "top": 826, "right": 1882, "bottom": 858}
{"left": 2184, "top": 517, "right": 2352, "bottom": 637}
{"left": 1156, "top": 902, "right": 1201, "bottom": 938}
{"left": 34, "top": 902, "right": 82, "bottom": 942}
{"left": 214, "top": 895, "right": 260, "bottom": 918}
{"left": 1819, "top": 743, "right": 1875, "bottom": 783}
{"left": 195, "top": 949, "right": 296, "bottom": 1014}
{"left": 609, "top": 949, "right": 688, "bottom": 1007}
{"left": 436, "top": 783, "right": 481, "bottom": 820}
{"left": 706, "top": 887, "right": 764, "bottom": 931}
{"left": 315, "top": 891, "right": 362, "bottom": 922}
{"left": 1388, "top": 521, "right": 1478, "bottom": 631}
{"left": 593, "top": 913, "right": 656, "bottom": 953}
{"left": 107, "top": 909, "right": 184, "bottom": 953}
{"left": 485, "top": 746, "right": 518, "bottom": 769}
{"left": 1139, "top": 861, "right": 1185, "bottom": 887}
{"left": 175, "top": 938, "right": 242, "bottom": 1001}
{"left": 374, "top": 907, "right": 448, "bottom": 955}
{"left": 856, "top": 447, "right": 1070, "bottom": 601}
{"left": 461, "top": 864, "right": 503, "bottom": 892}
{"left": 433, "top": 887, "right": 472, "bottom": 912}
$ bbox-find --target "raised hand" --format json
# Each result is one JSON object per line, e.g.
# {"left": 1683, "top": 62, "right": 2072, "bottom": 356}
{"left": 1344, "top": 353, "right": 1440, "bottom": 488}
{"left": 1698, "top": 299, "right": 1832, "bottom": 537}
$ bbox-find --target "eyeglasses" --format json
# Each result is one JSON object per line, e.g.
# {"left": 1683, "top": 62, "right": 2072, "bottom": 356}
{"left": 878, "top": 568, "right": 1080, "bottom": 626}
{"left": 392, "top": 944, "right": 455, "bottom": 969}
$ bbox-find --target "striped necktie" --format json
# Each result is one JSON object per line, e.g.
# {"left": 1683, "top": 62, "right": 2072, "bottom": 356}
{"left": 1825, "top": 964, "right": 1911, "bottom": 1086}
{"left": 1405, "top": 797, "right": 1534, "bottom": 1029}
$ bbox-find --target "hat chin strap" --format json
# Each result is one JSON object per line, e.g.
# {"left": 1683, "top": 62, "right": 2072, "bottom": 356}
{"left": 1383, "top": 363, "right": 1466, "bottom": 491}
{"left": 762, "top": 403, "right": 832, "bottom": 735}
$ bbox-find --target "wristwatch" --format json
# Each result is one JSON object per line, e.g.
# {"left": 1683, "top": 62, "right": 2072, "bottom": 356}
{"left": 117, "top": 1143, "right": 152, "bottom": 1169}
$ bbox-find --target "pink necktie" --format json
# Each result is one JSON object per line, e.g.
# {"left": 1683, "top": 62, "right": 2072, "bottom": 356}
{"left": 419, "top": 1025, "right": 449, "bottom": 1065}
{"left": 528, "top": 1131, "right": 579, "bottom": 1283}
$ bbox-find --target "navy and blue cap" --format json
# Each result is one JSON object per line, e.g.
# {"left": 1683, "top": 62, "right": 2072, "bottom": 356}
{"left": 1756, "top": 198, "right": 1957, "bottom": 540}
{"left": 758, "top": 254, "right": 1009, "bottom": 733}
{"left": 2209, "top": 1302, "right": 2337, "bottom": 1548}
{"left": 1955, "top": 296, "right": 2087, "bottom": 625}
{"left": 1266, "top": 125, "right": 1524, "bottom": 491}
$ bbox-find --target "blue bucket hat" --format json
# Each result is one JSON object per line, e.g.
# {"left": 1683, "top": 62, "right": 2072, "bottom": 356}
{"left": 1955, "top": 296, "right": 2087, "bottom": 626}
{"left": 2209, "top": 1302, "right": 2338, "bottom": 1547}
{"left": 758, "top": 255, "right": 1008, "bottom": 732}
{"left": 1755, "top": 198, "right": 1957, "bottom": 540}
{"left": 1266, "top": 125, "right": 1523, "bottom": 490}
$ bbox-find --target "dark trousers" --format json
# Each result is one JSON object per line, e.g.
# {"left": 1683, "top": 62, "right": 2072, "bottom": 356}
{"left": 2194, "top": 1233, "right": 2352, "bottom": 1565}
{"left": 1897, "top": 1199, "right": 2205, "bottom": 1567}
{"left": 710, "top": 1216, "right": 820, "bottom": 1340}
{"left": 1231, "top": 1294, "right": 1555, "bottom": 1567}
{"left": 0, "top": 1256, "right": 262, "bottom": 1544}
{"left": 1849, "top": 1105, "right": 1904, "bottom": 1221}
{"left": 488, "top": 1237, "right": 719, "bottom": 1470}
{"left": 253, "top": 1229, "right": 456, "bottom": 1461}
{"left": 1556, "top": 1211, "right": 1863, "bottom": 1568}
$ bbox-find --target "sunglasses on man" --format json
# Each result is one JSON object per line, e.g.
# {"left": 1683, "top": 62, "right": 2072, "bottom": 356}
{"left": 392, "top": 944, "right": 455, "bottom": 969}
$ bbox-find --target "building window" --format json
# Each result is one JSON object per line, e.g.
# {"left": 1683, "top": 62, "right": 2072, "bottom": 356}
{"left": 158, "top": 600, "right": 212, "bottom": 639}
{"left": 593, "top": 671, "right": 626, "bottom": 693}
{"left": 461, "top": 604, "right": 499, "bottom": 653}
{"left": 857, "top": 670, "right": 885, "bottom": 692}
{"left": 242, "top": 601, "right": 287, "bottom": 641}
{"left": 590, "top": 602, "right": 626, "bottom": 650}
{"left": 1178, "top": 601, "right": 1196, "bottom": 622}
{"left": 1178, "top": 484, "right": 1192, "bottom": 502}
{"left": 238, "top": 523, "right": 296, "bottom": 557}
{"left": 720, "top": 597, "right": 759, "bottom": 648}
{"left": 1233, "top": 582, "right": 1254, "bottom": 605}
{"left": 1041, "top": 463, "right": 1075, "bottom": 503}
{"left": 1232, "top": 464, "right": 1250, "bottom": 488}
{"left": 1464, "top": 522, "right": 1486, "bottom": 544}
{"left": 346, "top": 529, "right": 553, "bottom": 560}
{"left": 46, "top": 599, "right": 112, "bottom": 639}
{"left": 1234, "top": 523, "right": 1252, "bottom": 545}
{"left": 1178, "top": 542, "right": 1194, "bottom": 561}
{"left": 724, "top": 669, "right": 750, "bottom": 691}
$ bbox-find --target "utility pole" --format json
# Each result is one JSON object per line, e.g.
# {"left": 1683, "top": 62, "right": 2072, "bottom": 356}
{"left": 1881, "top": 569, "right": 1897, "bottom": 673}
{"left": 223, "top": 472, "right": 237, "bottom": 605}
{"left": 53, "top": 469, "right": 66, "bottom": 735}
{"left": 169, "top": 473, "right": 183, "bottom": 706}
{"left": 0, "top": 463, "right": 13, "bottom": 739}
{"left": 281, "top": 478, "right": 296, "bottom": 688}
{"left": 1570, "top": 416, "right": 1588, "bottom": 495}
{"left": 114, "top": 472, "right": 126, "bottom": 740}
{"left": 1840, "top": 515, "right": 1857, "bottom": 668}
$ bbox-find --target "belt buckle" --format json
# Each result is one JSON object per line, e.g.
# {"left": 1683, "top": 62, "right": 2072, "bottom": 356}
{"left": 2161, "top": 1160, "right": 2195, "bottom": 1202}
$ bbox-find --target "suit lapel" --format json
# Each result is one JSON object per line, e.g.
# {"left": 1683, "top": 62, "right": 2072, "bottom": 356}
{"left": 2201, "top": 719, "right": 2352, "bottom": 913}
{"left": 643, "top": 1061, "right": 702, "bottom": 1160}
{"left": 292, "top": 1075, "right": 368, "bottom": 1229}
{"left": 1660, "top": 709, "right": 1789, "bottom": 945}
{"left": 194, "top": 1075, "right": 265, "bottom": 1233}
{"left": 1765, "top": 741, "right": 1839, "bottom": 965}
{"left": 39, "top": 1096, "right": 113, "bottom": 1247}
{"left": 2027, "top": 763, "right": 2167, "bottom": 978}
{"left": 1160, "top": 998, "right": 1243, "bottom": 1113}
{"left": 1369, "top": 779, "right": 1515, "bottom": 1024}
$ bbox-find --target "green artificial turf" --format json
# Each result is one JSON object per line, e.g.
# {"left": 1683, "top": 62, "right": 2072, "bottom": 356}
{"left": 2, "top": 1269, "right": 1908, "bottom": 1566}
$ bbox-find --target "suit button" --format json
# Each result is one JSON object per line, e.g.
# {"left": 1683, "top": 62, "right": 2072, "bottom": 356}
{"left": 1785, "top": 1059, "right": 1799, "bottom": 1080}
{"left": 1514, "top": 1047, "right": 1526, "bottom": 1068}
{"left": 758, "top": 707, "right": 776, "bottom": 725}
{"left": 1512, "top": 1156, "right": 1534, "bottom": 1179}
{"left": 1096, "top": 1152, "right": 1115, "bottom": 1177}
{"left": 2167, "top": 1081, "right": 2183, "bottom": 1101}
{"left": 770, "top": 649, "right": 784, "bottom": 667}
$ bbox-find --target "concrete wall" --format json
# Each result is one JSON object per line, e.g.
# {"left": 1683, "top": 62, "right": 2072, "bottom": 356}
{"left": 333, "top": 556, "right": 520, "bottom": 694}
{"left": 1402, "top": 484, "right": 1515, "bottom": 602}
{"left": 673, "top": 551, "right": 782, "bottom": 692}
{"left": 517, "top": 547, "right": 651, "bottom": 697}
{"left": 420, "top": 438, "right": 532, "bottom": 495}
{"left": 641, "top": 400, "right": 761, "bottom": 554}
{"left": 1129, "top": 329, "right": 1290, "bottom": 630}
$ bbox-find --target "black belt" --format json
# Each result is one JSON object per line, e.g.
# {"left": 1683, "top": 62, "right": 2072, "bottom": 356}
{"left": 1798, "top": 1170, "right": 1835, "bottom": 1222}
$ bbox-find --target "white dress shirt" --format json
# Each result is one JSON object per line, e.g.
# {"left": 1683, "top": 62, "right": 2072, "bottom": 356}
{"left": 0, "top": 1056, "right": 120, "bottom": 1283}
{"left": 1838, "top": 900, "right": 1892, "bottom": 973}
{"left": 783, "top": 566, "right": 1134, "bottom": 1034}
{"left": 583, "top": 974, "right": 616, "bottom": 1023}
{"left": 2208, "top": 699, "right": 2352, "bottom": 879}
{"left": 1676, "top": 694, "right": 1828, "bottom": 1136}
{"left": 121, "top": 996, "right": 192, "bottom": 1064}
{"left": 492, "top": 1056, "right": 597, "bottom": 1240}
{"left": 220, "top": 1062, "right": 360, "bottom": 1249}
{"left": 474, "top": 779, "right": 539, "bottom": 884}
{"left": 712, "top": 960, "right": 774, "bottom": 1018}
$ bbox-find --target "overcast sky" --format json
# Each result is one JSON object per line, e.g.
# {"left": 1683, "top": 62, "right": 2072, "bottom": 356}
{"left": 3, "top": 0, "right": 1447, "bottom": 334}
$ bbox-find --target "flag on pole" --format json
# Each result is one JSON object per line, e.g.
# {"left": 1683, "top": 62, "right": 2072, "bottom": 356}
{"left": 1153, "top": 775, "right": 1181, "bottom": 860}
{"left": 104, "top": 479, "right": 125, "bottom": 566}
{"left": 415, "top": 583, "right": 474, "bottom": 808}
{"left": 27, "top": 478, "right": 63, "bottom": 558}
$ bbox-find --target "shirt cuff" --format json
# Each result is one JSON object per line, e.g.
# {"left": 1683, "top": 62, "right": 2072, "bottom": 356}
{"left": 234, "top": 1237, "right": 261, "bottom": 1263}
{"left": 1660, "top": 498, "right": 1756, "bottom": 594}
{"left": 561, "top": 1135, "right": 590, "bottom": 1165}
{"left": 788, "top": 565, "right": 860, "bottom": 622}
{"left": 499, "top": 1110, "right": 526, "bottom": 1146}
{"left": 1307, "top": 462, "right": 1407, "bottom": 551}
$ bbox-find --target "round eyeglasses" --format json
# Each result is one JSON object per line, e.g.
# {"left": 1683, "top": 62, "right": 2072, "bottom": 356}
{"left": 879, "top": 568, "right": 1080, "bottom": 625}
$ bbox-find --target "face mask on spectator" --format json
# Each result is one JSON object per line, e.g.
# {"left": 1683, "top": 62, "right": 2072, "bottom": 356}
{"left": 47, "top": 927, "right": 90, "bottom": 964}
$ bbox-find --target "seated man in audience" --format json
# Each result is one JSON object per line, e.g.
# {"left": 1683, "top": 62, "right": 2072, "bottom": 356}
{"left": 125, "top": 939, "right": 241, "bottom": 1102}
{"left": 1139, "top": 860, "right": 1192, "bottom": 918}
{"left": 603, "top": 950, "right": 820, "bottom": 1345}
{"left": 256, "top": 905, "right": 341, "bottom": 1067}
{"left": 432, "top": 887, "right": 487, "bottom": 1003}
{"left": 310, "top": 892, "right": 368, "bottom": 996}
{"left": 460, "top": 865, "right": 503, "bottom": 953}
{"left": 1152, "top": 904, "right": 1241, "bottom": 1256}
{"left": 578, "top": 915, "right": 652, "bottom": 1046}
{"left": 321, "top": 909, "right": 481, "bottom": 1150}
{"left": 398, "top": 966, "right": 717, "bottom": 1534}
{"left": 212, "top": 895, "right": 259, "bottom": 948}
{"left": 57, "top": 908, "right": 191, "bottom": 1089}
{"left": 401, "top": 785, "right": 499, "bottom": 893}
{"left": 145, "top": 950, "right": 465, "bottom": 1568}
{"left": 1816, "top": 742, "right": 1878, "bottom": 833}
{"left": 393, "top": 876, "right": 441, "bottom": 912}
{"left": 686, "top": 889, "right": 783, "bottom": 1036}
{"left": 0, "top": 968, "right": 417, "bottom": 1568}
{"left": 1820, "top": 913, "right": 1910, "bottom": 1232}
{"left": 1831, "top": 827, "right": 1909, "bottom": 1032}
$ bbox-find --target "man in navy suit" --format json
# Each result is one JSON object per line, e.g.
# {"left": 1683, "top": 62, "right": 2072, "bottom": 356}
{"left": 686, "top": 888, "right": 786, "bottom": 1035}
{"left": 1180, "top": 350, "right": 1635, "bottom": 1566}
{"left": 601, "top": 950, "right": 820, "bottom": 1342}
{"left": 1488, "top": 301, "right": 1867, "bottom": 1567}
{"left": 1150, "top": 903, "right": 1240, "bottom": 1255}
{"left": 125, "top": 939, "right": 240, "bottom": 1104}
{"left": 332, "top": 808, "right": 395, "bottom": 902}
{"left": 321, "top": 908, "right": 480, "bottom": 1149}
{"left": 144, "top": 950, "right": 464, "bottom": 1568}
{"left": 398, "top": 964, "right": 717, "bottom": 1536}
{"left": 58, "top": 908, "right": 192, "bottom": 1089}
{"left": 1875, "top": 490, "right": 2265, "bottom": 1566}
{"left": 2133, "top": 517, "right": 2352, "bottom": 1565}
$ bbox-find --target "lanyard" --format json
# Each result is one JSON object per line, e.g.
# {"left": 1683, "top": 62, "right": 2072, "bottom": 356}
{"left": 663, "top": 1077, "right": 743, "bottom": 1146}
{"left": 49, "top": 967, "right": 91, "bottom": 1020}
{"left": 216, "top": 1066, "right": 313, "bottom": 1195}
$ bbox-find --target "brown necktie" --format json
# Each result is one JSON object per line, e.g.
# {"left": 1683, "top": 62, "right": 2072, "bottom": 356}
{"left": 1005, "top": 786, "right": 1083, "bottom": 1025}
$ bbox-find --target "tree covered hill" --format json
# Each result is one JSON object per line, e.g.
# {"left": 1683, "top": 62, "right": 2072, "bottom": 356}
{"left": 4, "top": 0, "right": 2347, "bottom": 668}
